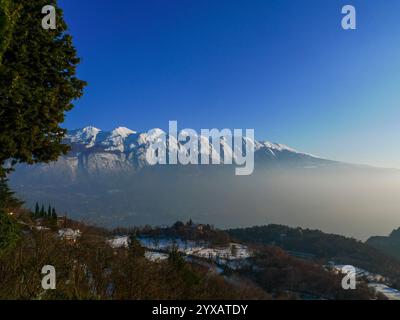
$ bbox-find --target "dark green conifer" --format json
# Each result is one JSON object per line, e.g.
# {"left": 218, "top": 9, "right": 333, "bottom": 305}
{"left": 0, "top": 0, "right": 86, "bottom": 177}
{"left": 40, "top": 204, "right": 45, "bottom": 217}
{"left": 34, "top": 202, "right": 39, "bottom": 217}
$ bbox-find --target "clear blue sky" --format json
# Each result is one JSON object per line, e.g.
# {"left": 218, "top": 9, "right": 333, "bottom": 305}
{"left": 59, "top": 0, "right": 400, "bottom": 168}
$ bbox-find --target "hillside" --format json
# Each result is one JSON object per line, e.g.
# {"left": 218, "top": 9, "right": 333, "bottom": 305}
{"left": 227, "top": 224, "right": 400, "bottom": 290}
{"left": 0, "top": 209, "right": 270, "bottom": 300}
{"left": 0, "top": 205, "right": 383, "bottom": 300}
{"left": 367, "top": 228, "right": 400, "bottom": 261}
{"left": 2, "top": 175, "right": 398, "bottom": 300}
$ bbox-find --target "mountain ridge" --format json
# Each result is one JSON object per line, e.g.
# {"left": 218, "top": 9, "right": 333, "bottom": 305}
{"left": 66, "top": 125, "right": 317, "bottom": 156}
{"left": 10, "top": 126, "right": 400, "bottom": 239}
{"left": 58, "top": 125, "right": 330, "bottom": 177}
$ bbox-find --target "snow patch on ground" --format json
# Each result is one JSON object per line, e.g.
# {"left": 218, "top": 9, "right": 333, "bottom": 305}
{"left": 58, "top": 228, "right": 81, "bottom": 241}
{"left": 332, "top": 264, "right": 386, "bottom": 282}
{"left": 369, "top": 283, "right": 400, "bottom": 300}
{"left": 145, "top": 251, "right": 169, "bottom": 262}
{"left": 107, "top": 236, "right": 252, "bottom": 267}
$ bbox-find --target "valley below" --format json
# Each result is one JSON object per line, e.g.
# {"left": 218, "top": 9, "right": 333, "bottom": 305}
{"left": 9, "top": 126, "right": 400, "bottom": 240}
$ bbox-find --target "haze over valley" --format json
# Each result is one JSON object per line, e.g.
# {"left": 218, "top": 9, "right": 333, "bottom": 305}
{"left": 10, "top": 126, "right": 400, "bottom": 240}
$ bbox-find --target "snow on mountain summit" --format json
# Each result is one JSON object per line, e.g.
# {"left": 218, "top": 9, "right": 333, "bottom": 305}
{"left": 111, "top": 127, "right": 136, "bottom": 137}
{"left": 64, "top": 126, "right": 320, "bottom": 162}
{"left": 67, "top": 126, "right": 101, "bottom": 148}
{"left": 101, "top": 127, "right": 137, "bottom": 152}
{"left": 138, "top": 128, "right": 166, "bottom": 144}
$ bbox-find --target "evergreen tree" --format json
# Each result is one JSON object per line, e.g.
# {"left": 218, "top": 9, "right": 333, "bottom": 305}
{"left": 0, "top": 178, "right": 22, "bottom": 210}
{"left": 0, "top": 0, "right": 19, "bottom": 62}
{"left": 34, "top": 202, "right": 39, "bottom": 217}
{"left": 40, "top": 204, "right": 45, "bottom": 217}
{"left": 47, "top": 205, "right": 52, "bottom": 218}
{"left": 0, "top": 0, "right": 86, "bottom": 177}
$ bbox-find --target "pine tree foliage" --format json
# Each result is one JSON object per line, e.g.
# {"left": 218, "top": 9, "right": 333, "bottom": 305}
{"left": 34, "top": 202, "right": 39, "bottom": 216}
{"left": 0, "top": 178, "right": 22, "bottom": 210}
{"left": 0, "top": 0, "right": 21, "bottom": 62}
{"left": 0, "top": 0, "right": 86, "bottom": 177}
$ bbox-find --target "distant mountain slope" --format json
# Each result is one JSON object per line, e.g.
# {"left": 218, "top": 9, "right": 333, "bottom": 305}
{"left": 227, "top": 224, "right": 400, "bottom": 288}
{"left": 17, "top": 126, "right": 334, "bottom": 182}
{"left": 367, "top": 228, "right": 400, "bottom": 260}
{"left": 9, "top": 126, "right": 400, "bottom": 240}
{"left": 9, "top": 126, "right": 337, "bottom": 185}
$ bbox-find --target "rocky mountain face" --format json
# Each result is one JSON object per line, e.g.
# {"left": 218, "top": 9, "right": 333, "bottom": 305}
{"left": 15, "top": 126, "right": 331, "bottom": 183}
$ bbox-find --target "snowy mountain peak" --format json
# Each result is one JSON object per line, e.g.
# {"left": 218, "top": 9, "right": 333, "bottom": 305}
{"left": 63, "top": 126, "right": 322, "bottom": 164}
{"left": 68, "top": 126, "right": 101, "bottom": 147}
{"left": 83, "top": 125, "right": 101, "bottom": 133}
{"left": 111, "top": 127, "right": 136, "bottom": 137}
{"left": 71, "top": 126, "right": 101, "bottom": 137}
{"left": 137, "top": 128, "right": 166, "bottom": 145}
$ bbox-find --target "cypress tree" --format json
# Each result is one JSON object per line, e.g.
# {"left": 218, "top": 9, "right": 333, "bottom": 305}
{"left": 34, "top": 202, "right": 39, "bottom": 217}
{"left": 40, "top": 204, "right": 45, "bottom": 217}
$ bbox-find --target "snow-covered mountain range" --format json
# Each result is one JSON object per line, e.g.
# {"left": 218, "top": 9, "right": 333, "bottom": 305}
{"left": 13, "top": 126, "right": 386, "bottom": 234}
{"left": 52, "top": 126, "right": 328, "bottom": 178}
{"left": 67, "top": 125, "right": 303, "bottom": 155}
